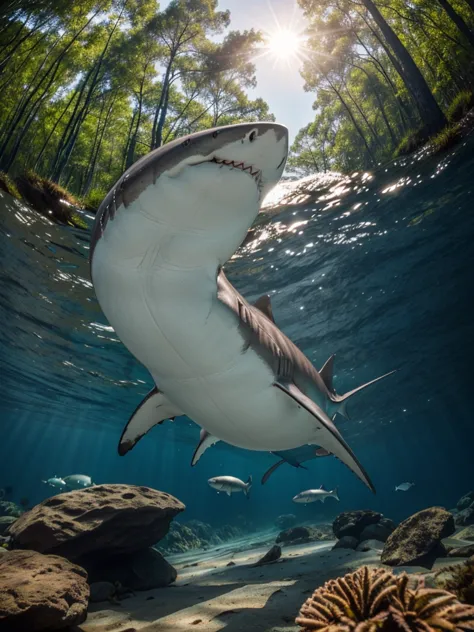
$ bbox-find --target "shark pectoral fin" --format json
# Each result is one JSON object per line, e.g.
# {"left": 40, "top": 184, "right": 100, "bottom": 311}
{"left": 226, "top": 490, "right": 231, "bottom": 496}
{"left": 261, "top": 459, "right": 285, "bottom": 485}
{"left": 191, "top": 429, "right": 220, "bottom": 466}
{"left": 118, "top": 387, "right": 181, "bottom": 456}
{"left": 319, "top": 355, "right": 335, "bottom": 393}
{"left": 253, "top": 295, "right": 275, "bottom": 323}
{"left": 273, "top": 379, "right": 375, "bottom": 494}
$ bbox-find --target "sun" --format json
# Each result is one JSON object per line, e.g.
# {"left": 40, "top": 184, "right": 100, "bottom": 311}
{"left": 266, "top": 28, "right": 304, "bottom": 62}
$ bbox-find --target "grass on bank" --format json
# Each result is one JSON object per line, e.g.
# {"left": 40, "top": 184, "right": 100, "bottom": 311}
{"left": 0, "top": 170, "right": 87, "bottom": 229}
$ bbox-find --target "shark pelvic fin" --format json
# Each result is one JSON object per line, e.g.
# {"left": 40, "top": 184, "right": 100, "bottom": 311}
{"left": 261, "top": 459, "right": 285, "bottom": 485}
{"left": 191, "top": 429, "right": 220, "bottom": 466}
{"left": 337, "top": 400, "right": 351, "bottom": 420}
{"left": 330, "top": 369, "right": 397, "bottom": 404}
{"left": 273, "top": 379, "right": 375, "bottom": 493}
{"left": 253, "top": 295, "right": 275, "bottom": 323}
{"left": 319, "top": 354, "right": 336, "bottom": 393}
{"left": 118, "top": 387, "right": 181, "bottom": 456}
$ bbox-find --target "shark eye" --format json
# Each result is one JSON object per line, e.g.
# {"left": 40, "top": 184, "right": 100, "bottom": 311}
{"left": 212, "top": 131, "right": 219, "bottom": 138}
{"left": 249, "top": 130, "right": 257, "bottom": 142}
{"left": 182, "top": 139, "right": 191, "bottom": 147}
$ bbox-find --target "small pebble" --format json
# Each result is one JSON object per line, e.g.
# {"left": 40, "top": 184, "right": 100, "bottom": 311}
{"left": 191, "top": 619, "right": 202, "bottom": 625}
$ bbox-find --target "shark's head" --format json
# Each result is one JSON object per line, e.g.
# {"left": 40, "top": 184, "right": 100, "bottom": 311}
{"left": 208, "top": 477, "right": 221, "bottom": 490}
{"left": 292, "top": 492, "right": 308, "bottom": 504}
{"left": 90, "top": 122, "right": 288, "bottom": 267}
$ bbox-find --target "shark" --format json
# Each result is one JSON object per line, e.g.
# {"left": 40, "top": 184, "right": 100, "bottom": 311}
{"left": 292, "top": 485, "right": 339, "bottom": 504}
{"left": 90, "top": 122, "right": 395, "bottom": 493}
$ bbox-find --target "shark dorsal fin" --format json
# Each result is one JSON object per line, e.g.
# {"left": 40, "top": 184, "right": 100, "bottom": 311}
{"left": 319, "top": 355, "right": 335, "bottom": 393}
{"left": 253, "top": 295, "right": 275, "bottom": 323}
{"left": 319, "top": 484, "right": 324, "bottom": 489}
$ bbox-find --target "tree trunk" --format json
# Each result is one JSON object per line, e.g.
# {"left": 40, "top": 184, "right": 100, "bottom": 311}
{"left": 437, "top": 0, "right": 474, "bottom": 50}
{"left": 462, "top": 0, "right": 474, "bottom": 14}
{"left": 361, "top": 0, "right": 446, "bottom": 134}
{"left": 34, "top": 90, "right": 77, "bottom": 171}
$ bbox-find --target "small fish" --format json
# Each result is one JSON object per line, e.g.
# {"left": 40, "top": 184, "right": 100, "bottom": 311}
{"left": 63, "top": 474, "right": 95, "bottom": 489}
{"left": 208, "top": 475, "right": 252, "bottom": 498}
{"left": 42, "top": 476, "right": 67, "bottom": 490}
{"left": 395, "top": 482, "right": 415, "bottom": 492}
{"left": 292, "top": 485, "right": 340, "bottom": 504}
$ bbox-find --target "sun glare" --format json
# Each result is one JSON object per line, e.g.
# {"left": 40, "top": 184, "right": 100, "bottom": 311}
{"left": 267, "top": 29, "right": 302, "bottom": 60}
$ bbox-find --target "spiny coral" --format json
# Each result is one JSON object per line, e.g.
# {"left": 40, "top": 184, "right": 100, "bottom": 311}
{"left": 296, "top": 566, "right": 474, "bottom": 632}
{"left": 296, "top": 566, "right": 397, "bottom": 630}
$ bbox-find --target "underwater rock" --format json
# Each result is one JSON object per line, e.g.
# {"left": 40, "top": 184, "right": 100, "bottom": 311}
{"left": 332, "top": 510, "right": 383, "bottom": 540}
{"left": 381, "top": 506, "right": 455, "bottom": 568}
{"left": 276, "top": 525, "right": 333, "bottom": 546}
{"left": 252, "top": 544, "right": 281, "bottom": 566}
{"left": 85, "top": 548, "right": 176, "bottom": 590}
{"left": 359, "top": 519, "right": 395, "bottom": 543}
{"left": 8, "top": 484, "right": 184, "bottom": 559}
{"left": 457, "top": 492, "right": 474, "bottom": 510}
{"left": 0, "top": 516, "right": 16, "bottom": 535}
{"left": 456, "top": 507, "right": 474, "bottom": 526}
{"left": 157, "top": 520, "right": 244, "bottom": 554}
{"left": 0, "top": 550, "right": 89, "bottom": 631}
{"left": 356, "top": 539, "right": 384, "bottom": 552}
{"left": 333, "top": 536, "right": 358, "bottom": 550}
{"left": 89, "top": 582, "right": 117, "bottom": 603}
{"left": 0, "top": 501, "right": 23, "bottom": 518}
{"left": 455, "top": 527, "right": 474, "bottom": 541}
{"left": 448, "top": 544, "right": 474, "bottom": 558}
{"left": 275, "top": 514, "right": 297, "bottom": 530}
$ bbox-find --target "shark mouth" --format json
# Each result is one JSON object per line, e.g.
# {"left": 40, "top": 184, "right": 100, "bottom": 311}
{"left": 210, "top": 157, "right": 262, "bottom": 191}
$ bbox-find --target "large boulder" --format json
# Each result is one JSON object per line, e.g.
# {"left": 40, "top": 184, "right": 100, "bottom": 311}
{"left": 454, "top": 526, "right": 474, "bottom": 542}
{"left": 333, "top": 510, "right": 383, "bottom": 539}
{"left": 357, "top": 539, "right": 384, "bottom": 552}
{"left": 0, "top": 550, "right": 89, "bottom": 631}
{"left": 359, "top": 519, "right": 395, "bottom": 543}
{"left": 7, "top": 484, "right": 184, "bottom": 560}
{"left": 448, "top": 544, "right": 474, "bottom": 558}
{"left": 85, "top": 547, "right": 177, "bottom": 590}
{"left": 381, "top": 507, "right": 455, "bottom": 568}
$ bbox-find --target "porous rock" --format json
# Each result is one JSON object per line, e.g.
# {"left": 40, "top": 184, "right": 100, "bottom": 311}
{"left": 381, "top": 506, "right": 455, "bottom": 567}
{"left": 333, "top": 536, "right": 358, "bottom": 550}
{"left": 332, "top": 510, "right": 383, "bottom": 539}
{"left": 86, "top": 548, "right": 177, "bottom": 590}
{"left": 0, "top": 550, "right": 89, "bottom": 631}
{"left": 8, "top": 484, "right": 185, "bottom": 559}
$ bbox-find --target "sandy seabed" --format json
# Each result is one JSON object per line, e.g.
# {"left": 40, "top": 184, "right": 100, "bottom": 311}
{"left": 80, "top": 528, "right": 469, "bottom": 632}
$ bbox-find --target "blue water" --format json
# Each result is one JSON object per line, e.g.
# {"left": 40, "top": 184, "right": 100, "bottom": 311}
{"left": 1, "top": 136, "right": 473, "bottom": 532}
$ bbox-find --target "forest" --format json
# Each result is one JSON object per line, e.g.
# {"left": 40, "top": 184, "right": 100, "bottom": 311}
{"left": 0, "top": 0, "right": 474, "bottom": 207}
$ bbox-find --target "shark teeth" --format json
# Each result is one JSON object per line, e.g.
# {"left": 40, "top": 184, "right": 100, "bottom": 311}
{"left": 211, "top": 157, "right": 262, "bottom": 190}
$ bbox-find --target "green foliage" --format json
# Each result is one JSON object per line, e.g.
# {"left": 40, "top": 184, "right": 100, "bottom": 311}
{"left": 291, "top": 0, "right": 474, "bottom": 173}
{"left": 0, "top": 0, "right": 272, "bottom": 198}
{"left": 447, "top": 90, "right": 474, "bottom": 122}
{"left": 430, "top": 123, "right": 462, "bottom": 152}
{"left": 0, "top": 172, "right": 20, "bottom": 199}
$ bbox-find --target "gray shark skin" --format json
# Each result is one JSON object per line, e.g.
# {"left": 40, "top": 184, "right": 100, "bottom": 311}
{"left": 90, "top": 121, "right": 395, "bottom": 494}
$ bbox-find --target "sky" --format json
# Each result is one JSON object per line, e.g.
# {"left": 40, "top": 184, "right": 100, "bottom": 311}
{"left": 163, "top": 0, "right": 316, "bottom": 144}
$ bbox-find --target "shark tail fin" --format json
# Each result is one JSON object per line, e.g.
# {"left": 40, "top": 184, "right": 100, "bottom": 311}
{"left": 332, "top": 486, "right": 340, "bottom": 501}
{"left": 331, "top": 370, "right": 398, "bottom": 407}
{"left": 261, "top": 460, "right": 285, "bottom": 485}
{"left": 245, "top": 475, "right": 252, "bottom": 499}
{"left": 41, "top": 480, "right": 47, "bottom": 484}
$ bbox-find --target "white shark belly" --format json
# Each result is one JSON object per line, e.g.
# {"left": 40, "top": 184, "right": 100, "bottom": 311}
{"left": 93, "top": 230, "right": 323, "bottom": 452}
